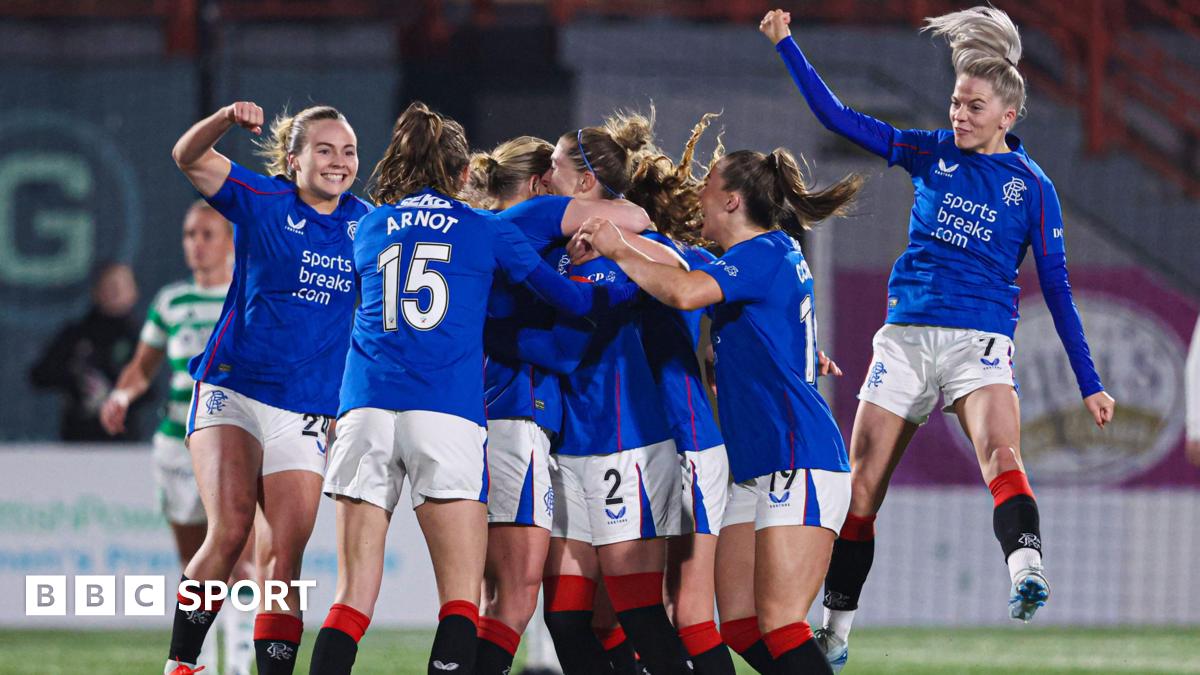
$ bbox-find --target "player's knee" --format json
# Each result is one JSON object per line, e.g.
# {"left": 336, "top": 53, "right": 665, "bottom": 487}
{"left": 985, "top": 445, "right": 1021, "bottom": 477}
{"left": 205, "top": 520, "right": 253, "bottom": 561}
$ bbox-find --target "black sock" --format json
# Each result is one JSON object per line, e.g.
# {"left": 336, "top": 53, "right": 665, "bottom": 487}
{"left": 256, "top": 638, "right": 301, "bottom": 674}
{"left": 689, "top": 643, "right": 736, "bottom": 675}
{"left": 309, "top": 627, "right": 358, "bottom": 675}
{"left": 255, "top": 613, "right": 303, "bottom": 675}
{"left": 429, "top": 614, "right": 477, "bottom": 675}
{"left": 994, "top": 494, "right": 1042, "bottom": 560}
{"left": 737, "top": 640, "right": 775, "bottom": 675}
{"left": 614, "top": 605, "right": 690, "bottom": 675}
{"left": 823, "top": 537, "right": 875, "bottom": 612}
{"left": 605, "top": 638, "right": 639, "bottom": 674}
{"left": 475, "top": 636, "right": 515, "bottom": 675}
{"left": 168, "top": 575, "right": 221, "bottom": 665}
{"left": 771, "top": 638, "right": 833, "bottom": 675}
{"left": 544, "top": 610, "right": 610, "bottom": 675}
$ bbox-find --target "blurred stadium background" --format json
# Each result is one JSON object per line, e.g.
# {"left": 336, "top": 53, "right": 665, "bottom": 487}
{"left": 1, "top": 0, "right": 1197, "bottom": 672}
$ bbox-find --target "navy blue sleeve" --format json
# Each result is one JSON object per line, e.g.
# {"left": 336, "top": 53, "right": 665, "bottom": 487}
{"left": 498, "top": 195, "right": 573, "bottom": 252}
{"left": 485, "top": 318, "right": 592, "bottom": 375}
{"left": 775, "top": 36, "right": 895, "bottom": 159}
{"left": 522, "top": 264, "right": 640, "bottom": 318}
{"left": 206, "top": 161, "right": 293, "bottom": 230}
{"left": 1029, "top": 178, "right": 1104, "bottom": 398}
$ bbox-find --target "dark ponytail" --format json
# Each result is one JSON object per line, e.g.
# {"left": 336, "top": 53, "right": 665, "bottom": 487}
{"left": 368, "top": 101, "right": 469, "bottom": 205}
{"left": 718, "top": 148, "right": 862, "bottom": 239}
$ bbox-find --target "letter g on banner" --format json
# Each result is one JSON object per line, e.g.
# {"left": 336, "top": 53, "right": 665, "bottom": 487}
{"left": 0, "top": 112, "right": 141, "bottom": 326}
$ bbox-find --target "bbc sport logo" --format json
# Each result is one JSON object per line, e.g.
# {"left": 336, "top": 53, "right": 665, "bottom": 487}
{"left": 25, "top": 575, "right": 316, "bottom": 616}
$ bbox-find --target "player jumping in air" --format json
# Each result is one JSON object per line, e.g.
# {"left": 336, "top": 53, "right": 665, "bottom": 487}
{"left": 759, "top": 6, "right": 1116, "bottom": 670}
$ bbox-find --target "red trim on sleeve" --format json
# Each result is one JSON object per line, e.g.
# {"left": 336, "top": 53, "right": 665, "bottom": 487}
{"left": 891, "top": 142, "right": 932, "bottom": 155}
{"left": 226, "top": 175, "right": 292, "bottom": 196}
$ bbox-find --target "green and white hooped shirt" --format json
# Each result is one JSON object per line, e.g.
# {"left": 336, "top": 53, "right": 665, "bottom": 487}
{"left": 140, "top": 279, "right": 230, "bottom": 439}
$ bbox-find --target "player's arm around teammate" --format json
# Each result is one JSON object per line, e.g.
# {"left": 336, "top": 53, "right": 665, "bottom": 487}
{"left": 759, "top": 7, "right": 1115, "bottom": 666}
{"left": 577, "top": 147, "right": 862, "bottom": 675}
{"left": 168, "top": 101, "right": 366, "bottom": 675}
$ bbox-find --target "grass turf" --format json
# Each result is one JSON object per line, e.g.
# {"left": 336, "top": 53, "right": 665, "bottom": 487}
{"left": 0, "top": 626, "right": 1197, "bottom": 674}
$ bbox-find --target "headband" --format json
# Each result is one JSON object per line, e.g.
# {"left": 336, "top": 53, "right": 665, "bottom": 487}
{"left": 577, "top": 129, "right": 624, "bottom": 199}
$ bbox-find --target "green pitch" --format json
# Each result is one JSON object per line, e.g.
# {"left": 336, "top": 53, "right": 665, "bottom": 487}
{"left": 0, "top": 626, "right": 1197, "bottom": 674}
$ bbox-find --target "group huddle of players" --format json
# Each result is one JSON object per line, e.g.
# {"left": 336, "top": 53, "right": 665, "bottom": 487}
{"left": 100, "top": 6, "right": 1115, "bottom": 675}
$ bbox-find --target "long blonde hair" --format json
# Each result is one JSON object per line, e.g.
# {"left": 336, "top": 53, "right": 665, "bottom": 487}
{"left": 923, "top": 6, "right": 1027, "bottom": 119}
{"left": 253, "top": 105, "right": 347, "bottom": 180}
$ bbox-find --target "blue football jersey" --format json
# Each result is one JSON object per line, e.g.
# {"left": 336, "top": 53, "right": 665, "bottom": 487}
{"left": 556, "top": 256, "right": 672, "bottom": 457}
{"left": 696, "top": 230, "right": 847, "bottom": 482}
{"left": 484, "top": 250, "right": 567, "bottom": 434}
{"left": 189, "top": 161, "right": 370, "bottom": 416}
{"left": 497, "top": 195, "right": 572, "bottom": 253}
{"left": 639, "top": 233, "right": 723, "bottom": 454}
{"left": 339, "top": 189, "right": 542, "bottom": 423}
{"left": 775, "top": 35, "right": 1103, "bottom": 397}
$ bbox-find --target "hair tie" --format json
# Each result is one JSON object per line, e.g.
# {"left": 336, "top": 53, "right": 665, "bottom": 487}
{"left": 1003, "top": 56, "right": 1017, "bottom": 67}
{"left": 576, "top": 128, "right": 625, "bottom": 199}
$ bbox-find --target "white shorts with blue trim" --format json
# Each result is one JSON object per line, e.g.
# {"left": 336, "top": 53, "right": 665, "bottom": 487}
{"left": 486, "top": 419, "right": 553, "bottom": 529}
{"left": 187, "top": 381, "right": 328, "bottom": 477}
{"left": 549, "top": 439, "right": 681, "bottom": 546}
{"left": 323, "top": 407, "right": 488, "bottom": 513}
{"left": 858, "top": 324, "right": 1016, "bottom": 425}
{"left": 680, "top": 445, "right": 730, "bottom": 535}
{"left": 723, "top": 468, "right": 850, "bottom": 534}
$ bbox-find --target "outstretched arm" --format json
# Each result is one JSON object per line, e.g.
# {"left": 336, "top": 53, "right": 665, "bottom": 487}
{"left": 1030, "top": 184, "right": 1114, "bottom": 429}
{"left": 172, "top": 102, "right": 264, "bottom": 197}
{"left": 575, "top": 219, "right": 723, "bottom": 311}
{"left": 561, "top": 198, "right": 652, "bottom": 238}
{"left": 760, "top": 9, "right": 896, "bottom": 159}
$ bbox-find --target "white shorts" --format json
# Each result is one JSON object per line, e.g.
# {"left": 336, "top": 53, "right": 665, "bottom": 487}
{"left": 723, "top": 468, "right": 850, "bottom": 534}
{"left": 324, "top": 407, "right": 488, "bottom": 513}
{"left": 486, "top": 419, "right": 554, "bottom": 529}
{"left": 550, "top": 440, "right": 681, "bottom": 546}
{"left": 680, "top": 446, "right": 730, "bottom": 536}
{"left": 187, "top": 382, "right": 328, "bottom": 477}
{"left": 857, "top": 324, "right": 1016, "bottom": 424}
{"left": 152, "top": 433, "right": 206, "bottom": 526}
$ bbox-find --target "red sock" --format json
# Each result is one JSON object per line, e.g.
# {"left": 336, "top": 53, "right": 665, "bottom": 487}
{"left": 602, "top": 572, "right": 664, "bottom": 613}
{"left": 678, "top": 621, "right": 723, "bottom": 657}
{"left": 719, "top": 616, "right": 761, "bottom": 654}
{"left": 477, "top": 617, "right": 520, "bottom": 655}
{"left": 438, "top": 600, "right": 480, "bottom": 627}
{"left": 989, "top": 469, "right": 1035, "bottom": 506}
{"left": 839, "top": 513, "right": 877, "bottom": 542}
{"left": 322, "top": 603, "right": 371, "bottom": 643}
{"left": 763, "top": 621, "right": 813, "bottom": 659}
{"left": 544, "top": 575, "right": 598, "bottom": 612}
{"left": 254, "top": 612, "right": 303, "bottom": 643}
{"left": 594, "top": 625, "right": 627, "bottom": 651}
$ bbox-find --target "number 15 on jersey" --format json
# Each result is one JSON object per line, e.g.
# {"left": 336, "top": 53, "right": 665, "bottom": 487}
{"left": 377, "top": 242, "right": 453, "bottom": 331}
